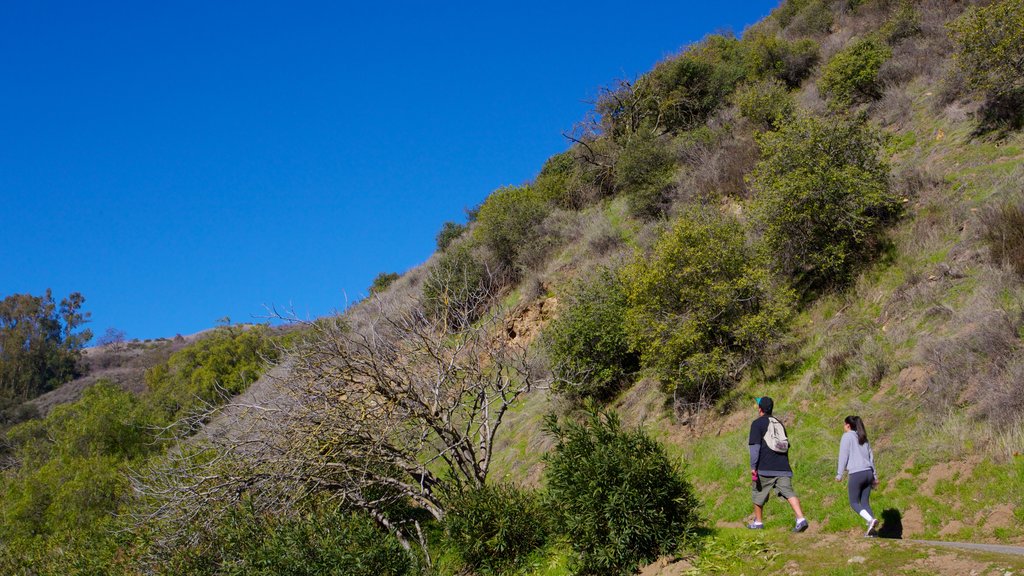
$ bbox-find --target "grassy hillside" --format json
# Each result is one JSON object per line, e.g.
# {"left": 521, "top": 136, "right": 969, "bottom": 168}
{"left": 4, "top": 0, "right": 1024, "bottom": 574}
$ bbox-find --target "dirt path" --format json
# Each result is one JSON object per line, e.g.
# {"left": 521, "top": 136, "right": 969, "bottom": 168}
{"left": 909, "top": 539, "right": 1024, "bottom": 557}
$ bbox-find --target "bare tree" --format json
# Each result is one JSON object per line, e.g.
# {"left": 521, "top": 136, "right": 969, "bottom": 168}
{"left": 133, "top": 287, "right": 547, "bottom": 562}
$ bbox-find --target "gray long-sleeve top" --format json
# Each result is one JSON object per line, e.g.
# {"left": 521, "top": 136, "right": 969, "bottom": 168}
{"left": 836, "top": 430, "right": 877, "bottom": 480}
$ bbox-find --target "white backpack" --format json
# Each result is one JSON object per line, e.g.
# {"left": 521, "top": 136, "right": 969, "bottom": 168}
{"left": 764, "top": 417, "right": 790, "bottom": 453}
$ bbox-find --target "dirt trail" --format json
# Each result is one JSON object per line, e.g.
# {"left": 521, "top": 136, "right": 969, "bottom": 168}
{"left": 909, "top": 539, "right": 1024, "bottom": 557}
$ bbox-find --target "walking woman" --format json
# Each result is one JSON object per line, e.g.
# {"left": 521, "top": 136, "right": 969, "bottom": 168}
{"left": 836, "top": 415, "right": 880, "bottom": 536}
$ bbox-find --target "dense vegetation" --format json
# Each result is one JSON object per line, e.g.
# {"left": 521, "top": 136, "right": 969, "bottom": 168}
{"left": 5, "top": 0, "right": 1024, "bottom": 573}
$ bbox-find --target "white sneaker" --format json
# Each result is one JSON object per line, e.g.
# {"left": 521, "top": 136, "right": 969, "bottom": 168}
{"left": 866, "top": 518, "right": 878, "bottom": 536}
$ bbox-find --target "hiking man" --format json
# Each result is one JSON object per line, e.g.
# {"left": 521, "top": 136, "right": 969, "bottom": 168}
{"left": 748, "top": 396, "right": 808, "bottom": 532}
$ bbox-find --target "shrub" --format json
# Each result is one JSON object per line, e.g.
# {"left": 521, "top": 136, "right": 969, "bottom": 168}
{"left": 982, "top": 200, "right": 1024, "bottom": 279}
{"left": 881, "top": 0, "right": 921, "bottom": 45}
{"left": 544, "top": 408, "right": 701, "bottom": 576}
{"left": 435, "top": 221, "right": 467, "bottom": 252}
{"left": 819, "top": 37, "right": 892, "bottom": 107}
{"left": 622, "top": 208, "right": 794, "bottom": 400}
{"left": 473, "top": 185, "right": 550, "bottom": 273}
{"left": 165, "top": 506, "right": 413, "bottom": 576}
{"left": 369, "top": 272, "right": 400, "bottom": 295}
{"left": 543, "top": 267, "right": 638, "bottom": 402}
{"left": 421, "top": 240, "right": 494, "bottom": 328}
{"left": 743, "top": 32, "right": 820, "bottom": 88}
{"left": 776, "top": 0, "right": 833, "bottom": 35}
{"left": 615, "top": 128, "right": 676, "bottom": 218}
{"left": 735, "top": 78, "right": 796, "bottom": 130}
{"left": 442, "top": 483, "right": 549, "bottom": 574}
{"left": 751, "top": 114, "right": 897, "bottom": 289}
{"left": 948, "top": 0, "right": 1024, "bottom": 98}
{"left": 535, "top": 151, "right": 588, "bottom": 209}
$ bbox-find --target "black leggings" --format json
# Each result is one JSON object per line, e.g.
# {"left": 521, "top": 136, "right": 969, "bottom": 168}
{"left": 848, "top": 469, "right": 874, "bottom": 517}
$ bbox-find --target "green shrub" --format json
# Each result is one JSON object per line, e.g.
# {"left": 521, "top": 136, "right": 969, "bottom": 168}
{"left": 948, "top": 0, "right": 1024, "bottom": 98}
{"left": 435, "top": 221, "right": 467, "bottom": 252}
{"left": 982, "top": 200, "right": 1024, "bottom": 279}
{"left": 535, "top": 151, "right": 587, "bottom": 209}
{"left": 621, "top": 208, "right": 793, "bottom": 399}
{"left": 473, "top": 184, "right": 550, "bottom": 273}
{"left": 881, "top": 0, "right": 921, "bottom": 45}
{"left": 735, "top": 78, "right": 796, "bottom": 130}
{"left": 601, "top": 35, "right": 747, "bottom": 139}
{"left": 615, "top": 128, "right": 676, "bottom": 218}
{"left": 544, "top": 408, "right": 701, "bottom": 576}
{"left": 369, "top": 272, "right": 400, "bottom": 295}
{"left": 421, "top": 240, "right": 493, "bottom": 328}
{"left": 145, "top": 325, "right": 279, "bottom": 420}
{"left": 776, "top": 0, "right": 833, "bottom": 35}
{"left": 751, "top": 114, "right": 898, "bottom": 289}
{"left": 819, "top": 37, "right": 892, "bottom": 107}
{"left": 442, "top": 483, "right": 549, "bottom": 574}
{"left": 543, "top": 267, "right": 638, "bottom": 402}
{"left": 743, "top": 32, "right": 820, "bottom": 88}
{"left": 165, "top": 506, "right": 413, "bottom": 576}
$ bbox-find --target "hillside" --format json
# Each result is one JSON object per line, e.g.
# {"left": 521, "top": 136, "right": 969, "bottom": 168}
{"left": 3, "top": 0, "right": 1024, "bottom": 574}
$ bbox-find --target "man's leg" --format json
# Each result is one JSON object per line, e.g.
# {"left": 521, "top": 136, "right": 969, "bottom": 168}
{"left": 787, "top": 496, "right": 804, "bottom": 518}
{"left": 753, "top": 503, "right": 764, "bottom": 523}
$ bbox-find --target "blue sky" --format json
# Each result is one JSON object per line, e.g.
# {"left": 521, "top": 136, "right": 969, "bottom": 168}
{"left": 1, "top": 1, "right": 778, "bottom": 341}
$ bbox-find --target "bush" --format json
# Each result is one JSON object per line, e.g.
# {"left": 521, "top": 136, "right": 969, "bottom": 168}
{"left": 881, "top": 0, "right": 921, "bottom": 45}
{"left": 421, "top": 240, "right": 495, "bottom": 328}
{"left": 615, "top": 128, "right": 676, "bottom": 218}
{"left": 982, "top": 200, "right": 1024, "bottom": 279}
{"left": 544, "top": 408, "right": 701, "bottom": 576}
{"left": 776, "top": 0, "right": 833, "bottom": 35}
{"left": 621, "top": 208, "right": 793, "bottom": 400}
{"left": 473, "top": 185, "right": 551, "bottom": 273}
{"left": 369, "top": 272, "right": 400, "bottom": 295}
{"left": 948, "top": 0, "right": 1024, "bottom": 98}
{"left": 735, "top": 78, "right": 795, "bottom": 130}
{"left": 543, "top": 267, "right": 638, "bottom": 402}
{"left": 751, "top": 114, "right": 898, "bottom": 289}
{"left": 535, "top": 151, "right": 588, "bottom": 209}
{"left": 435, "top": 221, "right": 467, "bottom": 252}
{"left": 443, "top": 483, "right": 549, "bottom": 574}
{"left": 743, "top": 32, "right": 820, "bottom": 88}
{"left": 165, "top": 506, "right": 414, "bottom": 576}
{"left": 819, "top": 37, "right": 892, "bottom": 107}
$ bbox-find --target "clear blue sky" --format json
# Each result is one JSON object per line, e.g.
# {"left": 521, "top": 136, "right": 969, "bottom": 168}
{"left": 1, "top": 1, "right": 778, "bottom": 341}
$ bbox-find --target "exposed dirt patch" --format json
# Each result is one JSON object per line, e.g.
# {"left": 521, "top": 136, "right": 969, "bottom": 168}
{"left": 921, "top": 458, "right": 979, "bottom": 496}
{"left": 896, "top": 365, "right": 932, "bottom": 396}
{"left": 939, "top": 519, "right": 966, "bottom": 537}
{"left": 900, "top": 550, "right": 994, "bottom": 576}
{"left": 504, "top": 296, "right": 557, "bottom": 348}
{"left": 903, "top": 507, "right": 926, "bottom": 536}
{"left": 982, "top": 504, "right": 1016, "bottom": 532}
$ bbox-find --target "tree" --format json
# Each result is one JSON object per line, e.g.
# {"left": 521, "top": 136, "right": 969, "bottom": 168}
{"left": 135, "top": 293, "right": 546, "bottom": 563}
{"left": 818, "top": 36, "right": 892, "bottom": 107}
{"left": 948, "top": 0, "right": 1024, "bottom": 98}
{"left": 97, "top": 327, "right": 128, "bottom": 351}
{"left": 0, "top": 290, "right": 92, "bottom": 412}
{"left": 751, "top": 114, "right": 897, "bottom": 289}
{"left": 435, "top": 221, "right": 467, "bottom": 252}
{"left": 473, "top": 185, "right": 550, "bottom": 274}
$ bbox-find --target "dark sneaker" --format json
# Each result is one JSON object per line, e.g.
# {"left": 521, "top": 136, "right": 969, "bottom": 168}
{"left": 746, "top": 522, "right": 764, "bottom": 529}
{"left": 793, "top": 519, "right": 809, "bottom": 533}
{"left": 866, "top": 518, "right": 879, "bottom": 537}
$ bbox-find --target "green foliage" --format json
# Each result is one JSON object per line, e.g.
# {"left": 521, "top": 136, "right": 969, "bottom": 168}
{"left": 601, "top": 35, "right": 748, "bottom": 140}
{"left": 535, "top": 151, "right": 586, "bottom": 209}
{"left": 948, "top": 0, "right": 1024, "bottom": 98}
{"left": 982, "top": 200, "right": 1024, "bottom": 279}
{"left": 436, "top": 221, "right": 468, "bottom": 252}
{"left": 442, "top": 483, "right": 549, "bottom": 574}
{"left": 166, "top": 505, "right": 414, "bottom": 576}
{"left": 544, "top": 267, "right": 638, "bottom": 402}
{"left": 369, "top": 271, "right": 400, "bottom": 295}
{"left": 819, "top": 37, "right": 892, "bottom": 107}
{"left": 881, "top": 0, "right": 922, "bottom": 45}
{"left": 751, "top": 114, "right": 897, "bottom": 289}
{"left": 775, "top": 0, "right": 833, "bottom": 35}
{"left": 473, "top": 184, "right": 551, "bottom": 273}
{"left": 0, "top": 290, "right": 92, "bottom": 415}
{"left": 544, "top": 408, "right": 701, "bottom": 576}
{"left": 735, "top": 78, "right": 795, "bottom": 131}
{"left": 622, "top": 208, "right": 793, "bottom": 399}
{"left": 146, "top": 324, "right": 279, "bottom": 421}
{"left": 421, "top": 240, "right": 493, "bottom": 328}
{"left": 743, "top": 31, "right": 819, "bottom": 88}
{"left": 616, "top": 128, "right": 676, "bottom": 218}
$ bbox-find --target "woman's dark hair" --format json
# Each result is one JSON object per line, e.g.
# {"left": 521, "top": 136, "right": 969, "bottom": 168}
{"left": 845, "top": 415, "right": 869, "bottom": 445}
